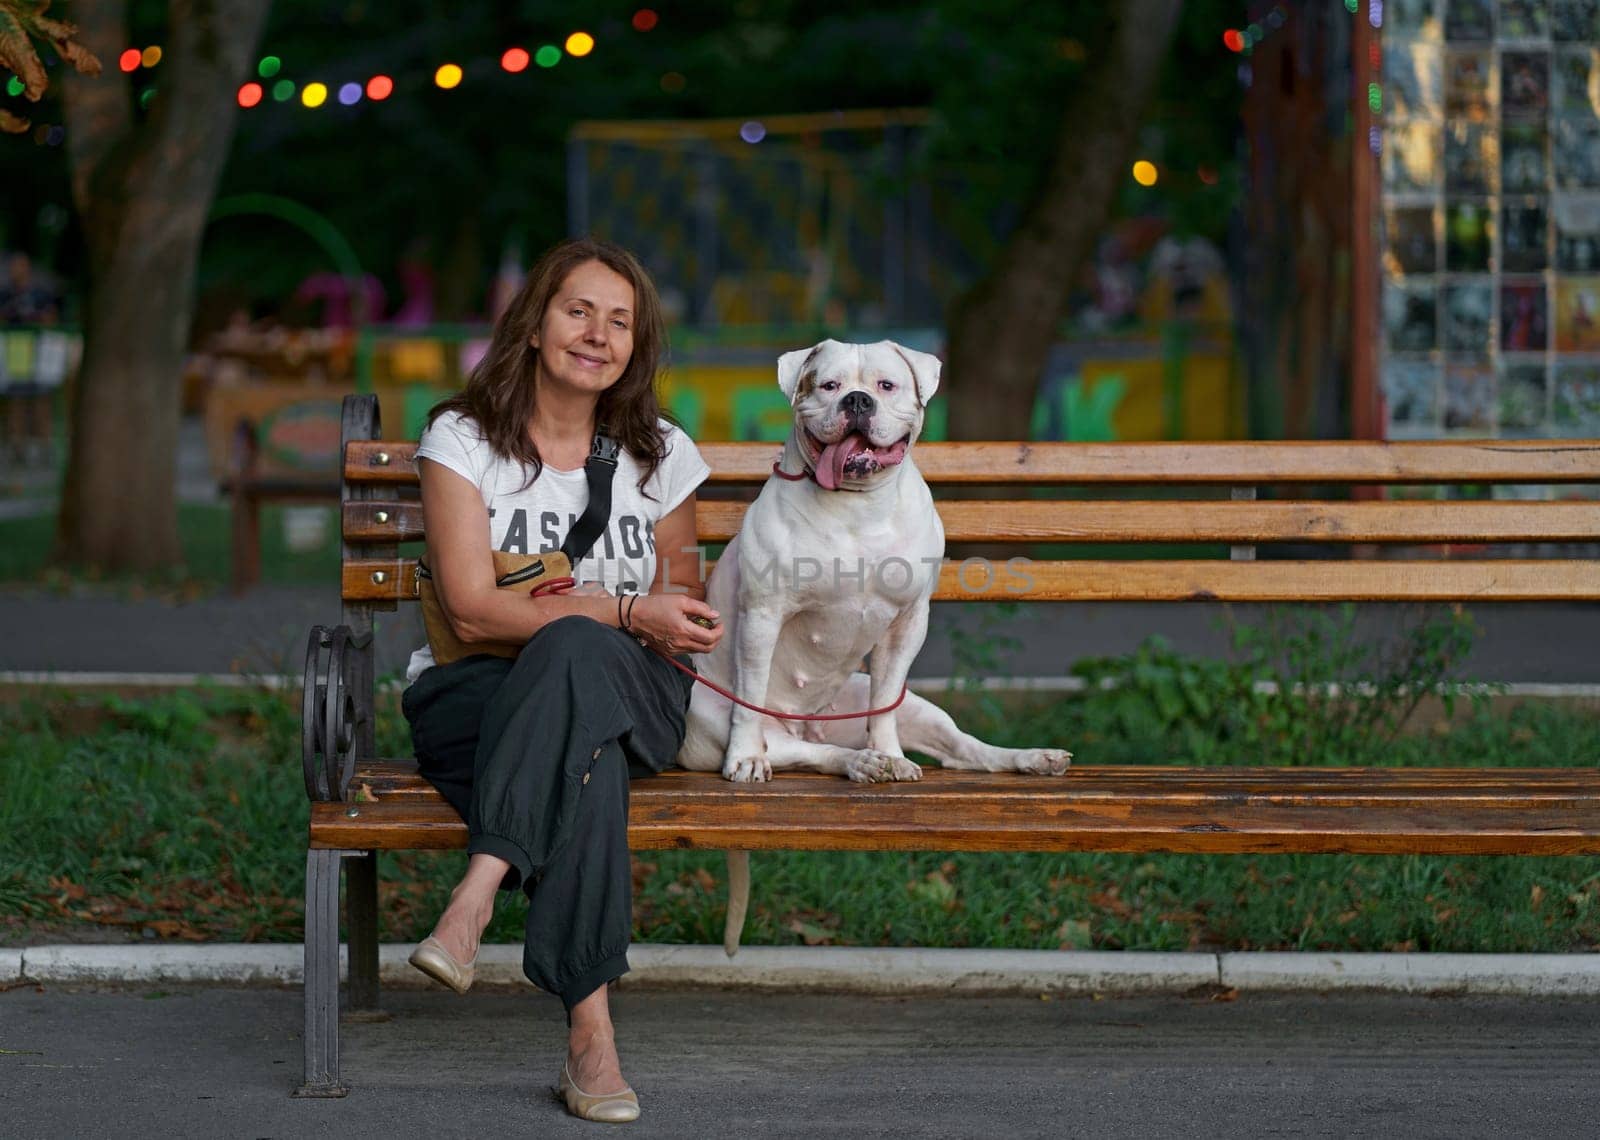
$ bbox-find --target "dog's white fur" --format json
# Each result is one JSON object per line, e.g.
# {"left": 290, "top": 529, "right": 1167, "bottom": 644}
{"left": 675, "top": 339, "right": 1071, "bottom": 950}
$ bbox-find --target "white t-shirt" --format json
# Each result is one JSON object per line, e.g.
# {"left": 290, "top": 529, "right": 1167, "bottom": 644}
{"left": 405, "top": 410, "right": 710, "bottom": 681}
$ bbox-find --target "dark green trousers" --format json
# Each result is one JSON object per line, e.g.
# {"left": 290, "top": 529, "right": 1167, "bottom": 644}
{"left": 402, "top": 615, "right": 694, "bottom": 1015}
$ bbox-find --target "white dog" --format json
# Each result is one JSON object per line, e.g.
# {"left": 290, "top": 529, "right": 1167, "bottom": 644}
{"left": 675, "top": 339, "right": 1071, "bottom": 950}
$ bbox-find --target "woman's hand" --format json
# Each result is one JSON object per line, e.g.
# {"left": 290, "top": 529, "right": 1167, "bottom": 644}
{"left": 627, "top": 593, "right": 723, "bottom": 656}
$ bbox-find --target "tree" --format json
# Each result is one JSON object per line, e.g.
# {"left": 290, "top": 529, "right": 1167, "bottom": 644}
{"left": 942, "top": 0, "right": 1185, "bottom": 441}
{"left": 53, "top": 0, "right": 269, "bottom": 572}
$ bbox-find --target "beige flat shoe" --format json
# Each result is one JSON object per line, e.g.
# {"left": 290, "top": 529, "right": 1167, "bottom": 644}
{"left": 557, "top": 1061, "right": 640, "bottom": 1124}
{"left": 407, "top": 935, "right": 475, "bottom": 995}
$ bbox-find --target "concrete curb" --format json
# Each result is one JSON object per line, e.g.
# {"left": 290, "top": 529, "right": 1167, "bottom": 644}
{"left": 20, "top": 943, "right": 305, "bottom": 986}
{"left": 13, "top": 943, "right": 1600, "bottom": 997}
{"left": 1219, "top": 951, "right": 1600, "bottom": 996}
{"left": 618, "top": 945, "right": 1217, "bottom": 994}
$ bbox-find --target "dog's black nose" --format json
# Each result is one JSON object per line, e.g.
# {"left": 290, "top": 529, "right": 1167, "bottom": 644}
{"left": 841, "top": 391, "right": 875, "bottom": 417}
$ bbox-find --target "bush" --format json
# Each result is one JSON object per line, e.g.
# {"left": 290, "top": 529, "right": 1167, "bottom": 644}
{"left": 1067, "top": 604, "right": 1491, "bottom": 765}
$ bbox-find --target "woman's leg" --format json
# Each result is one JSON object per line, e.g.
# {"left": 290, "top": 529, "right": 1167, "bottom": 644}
{"left": 568, "top": 983, "right": 627, "bottom": 1095}
{"left": 426, "top": 852, "right": 508, "bottom": 964}
{"left": 470, "top": 617, "right": 691, "bottom": 1090}
{"left": 414, "top": 616, "right": 691, "bottom": 1094}
{"left": 402, "top": 655, "right": 518, "bottom": 961}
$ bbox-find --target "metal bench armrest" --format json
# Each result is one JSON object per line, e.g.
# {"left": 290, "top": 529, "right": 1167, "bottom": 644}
{"left": 302, "top": 624, "right": 372, "bottom": 802}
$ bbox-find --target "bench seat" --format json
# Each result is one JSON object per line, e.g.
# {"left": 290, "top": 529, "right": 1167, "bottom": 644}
{"left": 310, "top": 761, "right": 1600, "bottom": 857}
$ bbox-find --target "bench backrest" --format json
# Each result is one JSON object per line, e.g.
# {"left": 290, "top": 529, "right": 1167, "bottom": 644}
{"left": 206, "top": 382, "right": 349, "bottom": 482}
{"left": 333, "top": 396, "right": 1600, "bottom": 612}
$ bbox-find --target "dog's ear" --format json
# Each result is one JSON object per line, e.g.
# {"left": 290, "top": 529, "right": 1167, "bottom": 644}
{"left": 776, "top": 343, "right": 826, "bottom": 404}
{"left": 890, "top": 343, "right": 942, "bottom": 406}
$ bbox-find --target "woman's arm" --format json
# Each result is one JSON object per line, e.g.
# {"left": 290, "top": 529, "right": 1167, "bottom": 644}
{"left": 422, "top": 461, "right": 723, "bottom": 654}
{"left": 627, "top": 492, "right": 722, "bottom": 655}
{"left": 421, "top": 459, "right": 634, "bottom": 643}
{"left": 649, "top": 492, "right": 709, "bottom": 602}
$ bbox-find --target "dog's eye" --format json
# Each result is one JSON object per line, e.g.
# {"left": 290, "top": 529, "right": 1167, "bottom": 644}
{"left": 877, "top": 380, "right": 896, "bottom": 392}
{"left": 819, "top": 380, "right": 840, "bottom": 392}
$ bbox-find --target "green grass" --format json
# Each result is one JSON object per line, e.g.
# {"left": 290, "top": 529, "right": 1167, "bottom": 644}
{"left": 2, "top": 686, "right": 1598, "bottom": 953}
{"left": 0, "top": 503, "right": 344, "bottom": 588}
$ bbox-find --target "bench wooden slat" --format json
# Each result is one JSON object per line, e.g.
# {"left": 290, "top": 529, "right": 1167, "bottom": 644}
{"left": 349, "top": 760, "right": 1600, "bottom": 802}
{"left": 344, "top": 439, "right": 1600, "bottom": 487}
{"left": 343, "top": 498, "right": 1600, "bottom": 546}
{"left": 312, "top": 767, "right": 1600, "bottom": 856}
{"left": 224, "top": 477, "right": 341, "bottom": 498}
{"left": 342, "top": 556, "right": 1600, "bottom": 603}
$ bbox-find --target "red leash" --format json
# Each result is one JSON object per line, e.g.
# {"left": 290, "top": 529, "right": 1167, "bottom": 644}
{"left": 651, "top": 649, "right": 908, "bottom": 722}
{"left": 529, "top": 574, "right": 904, "bottom": 723}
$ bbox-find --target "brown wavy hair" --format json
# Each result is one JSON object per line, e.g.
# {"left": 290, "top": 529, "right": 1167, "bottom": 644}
{"left": 427, "top": 238, "right": 671, "bottom": 493}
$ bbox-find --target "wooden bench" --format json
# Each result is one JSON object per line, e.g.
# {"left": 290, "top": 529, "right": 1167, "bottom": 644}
{"left": 206, "top": 383, "right": 348, "bottom": 592}
{"left": 296, "top": 394, "right": 1600, "bottom": 1096}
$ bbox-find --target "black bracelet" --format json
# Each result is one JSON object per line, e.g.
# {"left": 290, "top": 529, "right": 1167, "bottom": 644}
{"left": 624, "top": 593, "right": 640, "bottom": 632}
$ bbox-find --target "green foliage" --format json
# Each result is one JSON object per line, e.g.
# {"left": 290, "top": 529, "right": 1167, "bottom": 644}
{"left": 0, "top": 503, "right": 341, "bottom": 590}
{"left": 945, "top": 602, "right": 1022, "bottom": 724}
{"left": 100, "top": 691, "right": 216, "bottom": 748}
{"left": 0, "top": 688, "right": 311, "bottom": 941}
{"left": 193, "top": 0, "right": 1245, "bottom": 315}
{"left": 1071, "top": 635, "right": 1254, "bottom": 763}
{"left": 1069, "top": 605, "right": 1491, "bottom": 765}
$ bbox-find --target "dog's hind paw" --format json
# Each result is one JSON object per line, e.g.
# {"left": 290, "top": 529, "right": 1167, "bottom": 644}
{"left": 1015, "top": 748, "right": 1072, "bottom": 775}
{"left": 722, "top": 755, "right": 773, "bottom": 783}
{"left": 846, "top": 750, "right": 922, "bottom": 783}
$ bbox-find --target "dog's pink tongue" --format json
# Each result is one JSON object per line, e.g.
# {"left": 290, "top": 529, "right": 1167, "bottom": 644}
{"left": 815, "top": 433, "right": 869, "bottom": 491}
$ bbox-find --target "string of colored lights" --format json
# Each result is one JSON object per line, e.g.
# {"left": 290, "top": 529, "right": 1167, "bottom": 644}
{"left": 104, "top": 10, "right": 659, "bottom": 113}
{"left": 241, "top": 27, "right": 599, "bottom": 109}
{"left": 1221, "top": 5, "right": 1290, "bottom": 56}
{"left": 1363, "top": 0, "right": 1384, "bottom": 156}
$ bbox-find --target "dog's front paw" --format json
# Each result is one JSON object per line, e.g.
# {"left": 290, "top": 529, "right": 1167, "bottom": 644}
{"left": 1015, "top": 748, "right": 1072, "bottom": 776}
{"left": 722, "top": 754, "right": 773, "bottom": 782}
{"left": 845, "top": 750, "right": 922, "bottom": 783}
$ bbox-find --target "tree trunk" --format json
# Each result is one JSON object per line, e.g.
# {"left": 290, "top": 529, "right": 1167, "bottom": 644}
{"left": 943, "top": 0, "right": 1184, "bottom": 442}
{"left": 54, "top": 0, "right": 269, "bottom": 573}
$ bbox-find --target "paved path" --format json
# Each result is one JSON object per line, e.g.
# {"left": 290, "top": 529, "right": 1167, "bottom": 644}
{"left": 3, "top": 987, "right": 1598, "bottom": 1138}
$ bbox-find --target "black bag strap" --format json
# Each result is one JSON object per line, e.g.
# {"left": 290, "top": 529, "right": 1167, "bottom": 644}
{"left": 560, "top": 432, "right": 620, "bottom": 564}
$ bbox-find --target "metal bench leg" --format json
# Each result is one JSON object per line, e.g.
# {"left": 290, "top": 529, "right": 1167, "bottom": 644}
{"left": 346, "top": 851, "right": 381, "bottom": 1013}
{"left": 295, "top": 848, "right": 349, "bottom": 1098}
{"left": 231, "top": 487, "right": 261, "bottom": 594}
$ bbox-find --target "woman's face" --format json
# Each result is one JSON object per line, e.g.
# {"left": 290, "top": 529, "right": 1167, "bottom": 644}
{"left": 531, "top": 259, "right": 636, "bottom": 399}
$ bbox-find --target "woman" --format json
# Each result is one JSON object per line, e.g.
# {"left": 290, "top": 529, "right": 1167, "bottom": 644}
{"left": 400, "top": 238, "right": 722, "bottom": 1123}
